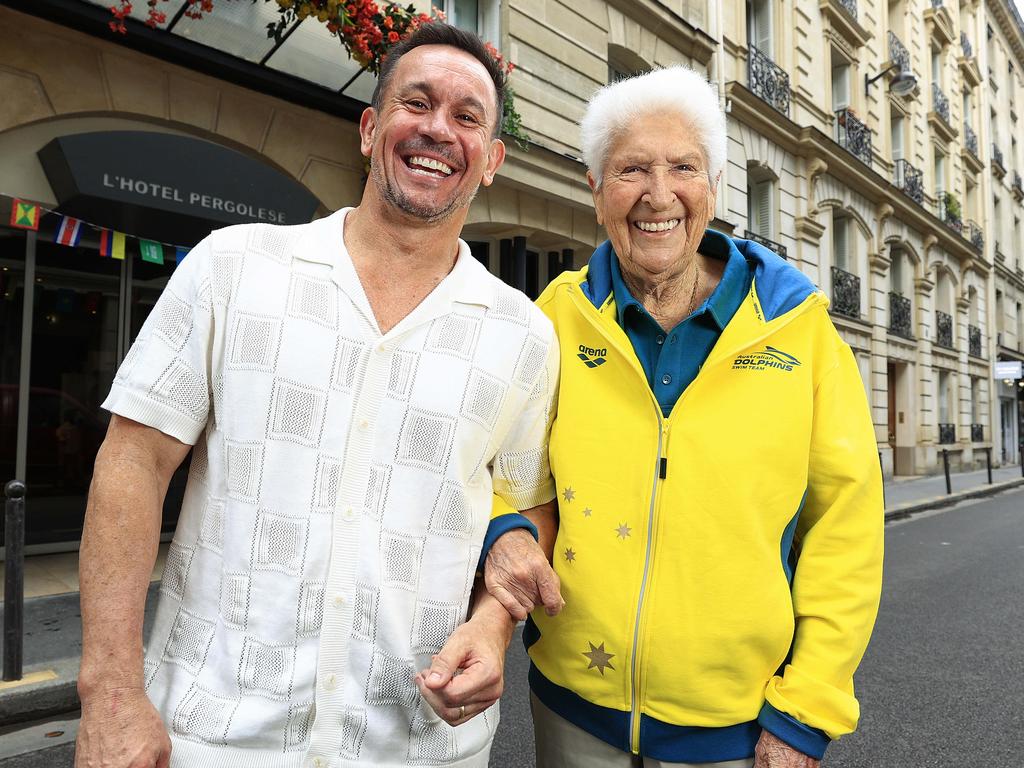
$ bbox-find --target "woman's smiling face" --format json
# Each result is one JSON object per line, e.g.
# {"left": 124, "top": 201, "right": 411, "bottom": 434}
{"left": 589, "top": 110, "right": 718, "bottom": 283}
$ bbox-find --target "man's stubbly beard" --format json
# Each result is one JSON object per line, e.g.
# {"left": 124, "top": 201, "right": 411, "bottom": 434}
{"left": 371, "top": 139, "right": 479, "bottom": 224}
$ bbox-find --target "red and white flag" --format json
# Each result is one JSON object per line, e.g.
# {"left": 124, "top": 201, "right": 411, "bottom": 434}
{"left": 54, "top": 216, "right": 83, "bottom": 247}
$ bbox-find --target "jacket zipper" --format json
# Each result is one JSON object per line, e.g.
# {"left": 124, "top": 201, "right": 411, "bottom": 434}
{"left": 567, "top": 287, "right": 664, "bottom": 755}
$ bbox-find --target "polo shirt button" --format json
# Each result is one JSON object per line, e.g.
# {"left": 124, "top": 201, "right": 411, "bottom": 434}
{"left": 656, "top": 335, "right": 665, "bottom": 345}
{"left": 323, "top": 673, "right": 337, "bottom": 691}
{"left": 332, "top": 594, "right": 346, "bottom": 608}
{"left": 359, "top": 419, "right": 370, "bottom": 431}
{"left": 662, "top": 374, "right": 672, "bottom": 385}
{"left": 312, "top": 758, "right": 325, "bottom": 768}
{"left": 670, "top": 336, "right": 677, "bottom": 344}
{"left": 342, "top": 507, "right": 355, "bottom": 520}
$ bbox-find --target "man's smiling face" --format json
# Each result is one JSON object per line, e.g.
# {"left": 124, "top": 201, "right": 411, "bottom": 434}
{"left": 360, "top": 44, "right": 506, "bottom": 224}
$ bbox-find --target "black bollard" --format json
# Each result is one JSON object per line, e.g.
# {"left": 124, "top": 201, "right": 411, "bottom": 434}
{"left": 1020, "top": 445, "right": 1024, "bottom": 478}
{"left": 3, "top": 480, "right": 26, "bottom": 682}
{"left": 942, "top": 449, "right": 951, "bottom": 495}
{"left": 986, "top": 447, "right": 992, "bottom": 485}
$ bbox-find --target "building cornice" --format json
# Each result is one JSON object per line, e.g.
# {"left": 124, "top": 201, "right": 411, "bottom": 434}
{"left": 605, "top": 0, "right": 717, "bottom": 65}
{"left": 986, "top": 0, "right": 1024, "bottom": 65}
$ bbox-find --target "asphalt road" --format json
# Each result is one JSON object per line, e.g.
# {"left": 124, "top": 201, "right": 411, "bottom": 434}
{"left": 493, "top": 488, "right": 1024, "bottom": 768}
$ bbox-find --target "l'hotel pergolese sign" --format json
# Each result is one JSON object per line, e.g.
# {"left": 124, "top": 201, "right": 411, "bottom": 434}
{"left": 38, "top": 131, "right": 321, "bottom": 244}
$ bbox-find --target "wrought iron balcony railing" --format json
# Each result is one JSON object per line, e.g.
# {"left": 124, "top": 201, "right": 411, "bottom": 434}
{"left": 992, "top": 143, "right": 1005, "bottom": 168}
{"left": 931, "top": 0, "right": 943, "bottom": 7}
{"left": 971, "top": 423, "right": 984, "bottom": 442}
{"left": 893, "top": 159, "right": 924, "bottom": 204}
{"left": 938, "top": 423, "right": 956, "bottom": 444}
{"left": 835, "top": 108, "right": 872, "bottom": 166}
{"left": 961, "top": 31, "right": 973, "bottom": 58}
{"left": 1013, "top": 171, "right": 1023, "bottom": 195}
{"left": 888, "top": 32, "right": 911, "bottom": 75}
{"left": 964, "top": 123, "right": 979, "bottom": 156}
{"left": 932, "top": 83, "right": 951, "bottom": 125}
{"left": 743, "top": 230, "right": 788, "bottom": 259}
{"left": 837, "top": 0, "right": 858, "bottom": 19}
{"left": 889, "top": 292, "right": 914, "bottom": 338}
{"left": 748, "top": 45, "right": 791, "bottom": 117}
{"left": 968, "top": 324, "right": 982, "bottom": 357}
{"left": 965, "top": 220, "right": 984, "bottom": 250}
{"left": 935, "top": 310, "right": 954, "bottom": 348}
{"left": 831, "top": 265, "right": 861, "bottom": 319}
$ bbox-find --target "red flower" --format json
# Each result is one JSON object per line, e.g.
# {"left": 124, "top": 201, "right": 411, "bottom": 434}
{"left": 387, "top": 30, "right": 399, "bottom": 42}
{"left": 382, "top": 15, "right": 393, "bottom": 29}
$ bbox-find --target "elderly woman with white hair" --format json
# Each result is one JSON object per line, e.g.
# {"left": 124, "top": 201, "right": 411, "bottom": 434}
{"left": 482, "top": 65, "right": 884, "bottom": 767}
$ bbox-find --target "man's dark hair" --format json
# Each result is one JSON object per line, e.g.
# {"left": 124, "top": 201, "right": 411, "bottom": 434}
{"left": 371, "top": 23, "right": 507, "bottom": 137}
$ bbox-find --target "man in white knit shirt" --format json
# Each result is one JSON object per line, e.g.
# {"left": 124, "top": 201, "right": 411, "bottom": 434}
{"left": 75, "top": 24, "right": 561, "bottom": 768}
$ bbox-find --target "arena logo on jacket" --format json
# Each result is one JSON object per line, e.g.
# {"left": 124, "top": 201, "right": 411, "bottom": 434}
{"left": 577, "top": 343, "right": 608, "bottom": 368}
{"left": 732, "top": 345, "right": 802, "bottom": 372}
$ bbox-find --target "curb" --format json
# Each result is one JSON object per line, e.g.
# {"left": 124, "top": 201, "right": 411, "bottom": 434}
{"left": 884, "top": 477, "right": 1024, "bottom": 521}
{"left": 0, "top": 658, "right": 79, "bottom": 729}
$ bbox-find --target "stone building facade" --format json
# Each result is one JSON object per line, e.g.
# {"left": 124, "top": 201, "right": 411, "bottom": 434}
{"left": 2, "top": 0, "right": 1024, "bottom": 548}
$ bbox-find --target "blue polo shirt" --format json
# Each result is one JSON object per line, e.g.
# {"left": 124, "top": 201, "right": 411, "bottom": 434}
{"left": 610, "top": 242, "right": 753, "bottom": 416}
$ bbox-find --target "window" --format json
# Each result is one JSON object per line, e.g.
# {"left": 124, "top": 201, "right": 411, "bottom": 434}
{"left": 890, "top": 249, "right": 904, "bottom": 294}
{"left": 443, "top": 0, "right": 498, "bottom": 43}
{"left": 607, "top": 45, "right": 651, "bottom": 83}
{"left": 938, "top": 371, "right": 950, "bottom": 424}
{"left": 833, "top": 214, "right": 849, "bottom": 271}
{"left": 1017, "top": 302, "right": 1023, "bottom": 349}
{"left": 932, "top": 48, "right": 942, "bottom": 88}
{"left": 747, "top": 176, "right": 775, "bottom": 239}
{"left": 970, "top": 378, "right": 979, "bottom": 423}
{"left": 996, "top": 290, "right": 1005, "bottom": 333}
{"left": 934, "top": 151, "right": 946, "bottom": 195}
{"left": 963, "top": 90, "right": 972, "bottom": 126}
{"left": 832, "top": 53, "right": 851, "bottom": 111}
{"left": 891, "top": 112, "right": 905, "bottom": 160}
{"left": 747, "top": 0, "right": 773, "bottom": 55}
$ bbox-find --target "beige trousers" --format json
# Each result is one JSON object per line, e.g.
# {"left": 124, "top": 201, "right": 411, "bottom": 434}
{"left": 531, "top": 694, "right": 755, "bottom": 768}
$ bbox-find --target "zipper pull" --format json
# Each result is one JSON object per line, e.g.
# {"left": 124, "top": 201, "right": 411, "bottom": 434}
{"left": 659, "top": 458, "right": 668, "bottom": 479}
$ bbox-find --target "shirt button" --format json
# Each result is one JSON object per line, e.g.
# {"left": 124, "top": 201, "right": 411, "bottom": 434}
{"left": 359, "top": 419, "right": 370, "bottom": 431}
{"left": 332, "top": 594, "right": 346, "bottom": 608}
{"left": 662, "top": 374, "right": 672, "bottom": 385}
{"left": 342, "top": 507, "right": 355, "bottom": 521}
{"left": 312, "top": 758, "right": 325, "bottom": 768}
{"left": 656, "top": 335, "right": 665, "bottom": 345}
{"left": 323, "top": 673, "right": 337, "bottom": 690}
{"left": 670, "top": 336, "right": 677, "bottom": 344}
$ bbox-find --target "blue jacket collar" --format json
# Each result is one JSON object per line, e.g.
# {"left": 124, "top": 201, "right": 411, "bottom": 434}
{"left": 581, "top": 230, "right": 817, "bottom": 323}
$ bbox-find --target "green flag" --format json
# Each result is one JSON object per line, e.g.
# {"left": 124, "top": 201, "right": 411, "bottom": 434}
{"left": 139, "top": 239, "right": 164, "bottom": 265}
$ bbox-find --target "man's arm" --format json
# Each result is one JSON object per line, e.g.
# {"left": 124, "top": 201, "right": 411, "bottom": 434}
{"left": 75, "top": 415, "right": 191, "bottom": 768}
{"left": 483, "top": 498, "right": 561, "bottom": 621}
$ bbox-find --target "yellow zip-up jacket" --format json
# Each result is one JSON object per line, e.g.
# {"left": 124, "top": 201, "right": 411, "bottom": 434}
{"left": 522, "top": 235, "right": 883, "bottom": 762}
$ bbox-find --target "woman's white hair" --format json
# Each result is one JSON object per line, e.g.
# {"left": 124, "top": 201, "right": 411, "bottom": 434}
{"left": 580, "top": 65, "right": 727, "bottom": 187}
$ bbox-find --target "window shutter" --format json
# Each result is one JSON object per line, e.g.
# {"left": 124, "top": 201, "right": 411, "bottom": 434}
{"left": 832, "top": 63, "right": 850, "bottom": 110}
{"left": 756, "top": 180, "right": 772, "bottom": 238}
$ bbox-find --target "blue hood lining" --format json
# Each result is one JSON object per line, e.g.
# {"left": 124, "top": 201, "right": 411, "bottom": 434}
{"left": 581, "top": 231, "right": 817, "bottom": 323}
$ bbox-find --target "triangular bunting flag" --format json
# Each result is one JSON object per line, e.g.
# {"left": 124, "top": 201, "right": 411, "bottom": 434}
{"left": 139, "top": 239, "right": 164, "bottom": 265}
{"left": 54, "top": 216, "right": 83, "bottom": 247}
{"left": 9, "top": 199, "right": 40, "bottom": 230}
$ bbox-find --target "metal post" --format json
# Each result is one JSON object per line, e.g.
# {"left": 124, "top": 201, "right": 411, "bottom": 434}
{"left": 942, "top": 449, "right": 952, "bottom": 495}
{"left": 3, "top": 480, "right": 26, "bottom": 682}
{"left": 986, "top": 447, "right": 993, "bottom": 484}
{"left": 1020, "top": 445, "right": 1024, "bottom": 478}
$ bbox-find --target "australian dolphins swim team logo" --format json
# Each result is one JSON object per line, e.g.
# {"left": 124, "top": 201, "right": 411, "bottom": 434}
{"left": 732, "top": 345, "right": 802, "bottom": 372}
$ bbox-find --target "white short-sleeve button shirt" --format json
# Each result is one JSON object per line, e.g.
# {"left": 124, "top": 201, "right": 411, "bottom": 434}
{"left": 103, "top": 209, "right": 558, "bottom": 768}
